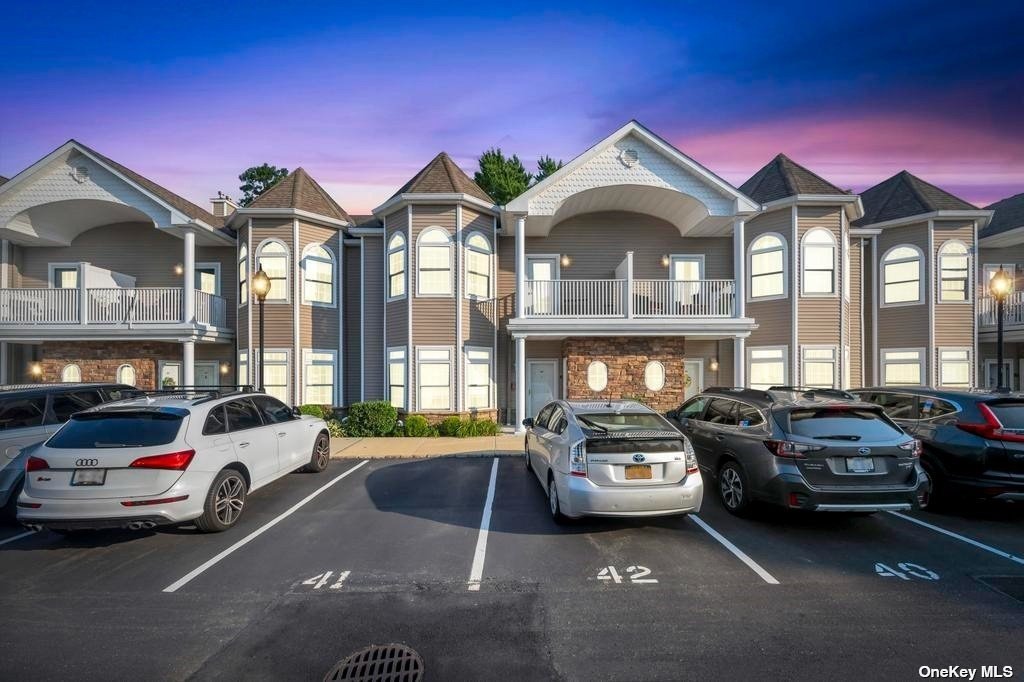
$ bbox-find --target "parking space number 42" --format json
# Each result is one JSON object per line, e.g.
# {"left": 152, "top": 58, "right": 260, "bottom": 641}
{"left": 597, "top": 566, "right": 658, "bottom": 584}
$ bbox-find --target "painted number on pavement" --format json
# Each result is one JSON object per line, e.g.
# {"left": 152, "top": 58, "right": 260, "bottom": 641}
{"left": 875, "top": 562, "right": 939, "bottom": 581}
{"left": 301, "top": 570, "right": 351, "bottom": 590}
{"left": 597, "top": 565, "right": 658, "bottom": 584}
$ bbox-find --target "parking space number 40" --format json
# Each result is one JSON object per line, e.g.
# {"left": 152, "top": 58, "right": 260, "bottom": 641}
{"left": 875, "top": 562, "right": 939, "bottom": 581}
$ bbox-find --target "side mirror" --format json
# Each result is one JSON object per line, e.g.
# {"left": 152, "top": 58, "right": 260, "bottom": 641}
{"left": 522, "top": 417, "right": 534, "bottom": 429}
{"left": 292, "top": 406, "right": 302, "bottom": 417}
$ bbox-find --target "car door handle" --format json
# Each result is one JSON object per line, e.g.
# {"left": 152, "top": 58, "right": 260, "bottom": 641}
{"left": 714, "top": 435, "right": 726, "bottom": 441}
{"left": 278, "top": 432, "right": 287, "bottom": 437}
{"left": 237, "top": 442, "right": 250, "bottom": 448}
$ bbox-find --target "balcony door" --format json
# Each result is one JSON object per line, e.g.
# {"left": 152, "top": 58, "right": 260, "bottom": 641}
{"left": 670, "top": 255, "right": 703, "bottom": 312}
{"left": 526, "top": 256, "right": 559, "bottom": 315}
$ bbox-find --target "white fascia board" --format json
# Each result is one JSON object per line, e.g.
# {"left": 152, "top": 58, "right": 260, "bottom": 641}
{"left": 857, "top": 209, "right": 994, "bottom": 231}
{"left": 760, "top": 194, "right": 864, "bottom": 221}
{"left": 979, "top": 224, "right": 1024, "bottom": 248}
{"left": 850, "top": 228, "right": 882, "bottom": 237}
{"left": 506, "top": 316, "right": 759, "bottom": 337}
{"left": 348, "top": 226, "right": 384, "bottom": 237}
{"left": 229, "top": 207, "right": 351, "bottom": 229}
{"left": 372, "top": 193, "right": 498, "bottom": 218}
{"left": 505, "top": 120, "right": 759, "bottom": 214}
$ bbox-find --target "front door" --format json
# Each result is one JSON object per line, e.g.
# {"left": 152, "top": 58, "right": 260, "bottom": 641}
{"left": 526, "top": 256, "right": 558, "bottom": 315}
{"left": 684, "top": 359, "right": 704, "bottom": 400}
{"left": 985, "top": 360, "right": 1014, "bottom": 390}
{"left": 527, "top": 360, "right": 558, "bottom": 420}
{"left": 158, "top": 361, "right": 182, "bottom": 390}
{"left": 195, "top": 362, "right": 218, "bottom": 388}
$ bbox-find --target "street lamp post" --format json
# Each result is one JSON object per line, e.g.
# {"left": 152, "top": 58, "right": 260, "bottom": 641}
{"left": 989, "top": 268, "right": 1013, "bottom": 390}
{"left": 251, "top": 266, "right": 271, "bottom": 392}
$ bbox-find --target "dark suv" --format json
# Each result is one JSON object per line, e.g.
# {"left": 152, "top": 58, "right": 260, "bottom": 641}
{"left": 669, "top": 387, "right": 929, "bottom": 515}
{"left": 852, "top": 387, "right": 1024, "bottom": 505}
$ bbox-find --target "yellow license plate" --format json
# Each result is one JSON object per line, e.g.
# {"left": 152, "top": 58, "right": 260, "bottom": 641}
{"left": 624, "top": 464, "right": 652, "bottom": 480}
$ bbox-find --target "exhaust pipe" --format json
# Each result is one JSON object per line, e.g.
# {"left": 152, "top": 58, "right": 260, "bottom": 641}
{"left": 23, "top": 523, "right": 43, "bottom": 532}
{"left": 126, "top": 520, "right": 156, "bottom": 531}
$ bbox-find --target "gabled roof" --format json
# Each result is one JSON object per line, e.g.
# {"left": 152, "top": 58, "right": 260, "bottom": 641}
{"left": 853, "top": 171, "right": 978, "bottom": 227}
{"left": 388, "top": 152, "right": 494, "bottom": 204}
{"left": 0, "top": 176, "right": 8, "bottom": 187}
{"left": 247, "top": 167, "right": 351, "bottom": 222}
{"left": 740, "top": 154, "right": 849, "bottom": 203}
{"left": 982, "top": 192, "right": 1024, "bottom": 239}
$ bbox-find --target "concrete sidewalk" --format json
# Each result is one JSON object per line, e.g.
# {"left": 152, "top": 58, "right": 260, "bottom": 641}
{"left": 330, "top": 434, "right": 523, "bottom": 458}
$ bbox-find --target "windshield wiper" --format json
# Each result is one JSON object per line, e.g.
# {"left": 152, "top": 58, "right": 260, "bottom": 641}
{"left": 576, "top": 416, "right": 608, "bottom": 433}
{"left": 812, "top": 434, "right": 862, "bottom": 441}
{"left": 94, "top": 442, "right": 130, "bottom": 447}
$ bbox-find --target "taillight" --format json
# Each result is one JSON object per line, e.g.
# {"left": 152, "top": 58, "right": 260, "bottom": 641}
{"left": 129, "top": 450, "right": 195, "bottom": 471}
{"left": 898, "top": 439, "right": 922, "bottom": 457}
{"left": 683, "top": 436, "right": 699, "bottom": 473}
{"left": 26, "top": 456, "right": 49, "bottom": 472}
{"left": 763, "top": 440, "right": 825, "bottom": 459}
{"left": 569, "top": 440, "right": 587, "bottom": 477}
{"left": 121, "top": 495, "right": 189, "bottom": 507}
{"left": 957, "top": 404, "right": 1024, "bottom": 443}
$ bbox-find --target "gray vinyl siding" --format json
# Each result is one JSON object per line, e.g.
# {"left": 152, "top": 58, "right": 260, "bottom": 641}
{"left": 979, "top": 244, "right": 1024, "bottom": 275}
{"left": 385, "top": 207, "right": 408, "bottom": 348}
{"left": 362, "top": 236, "right": 384, "bottom": 400}
{"left": 744, "top": 209, "right": 791, "bottom": 346}
{"left": 934, "top": 220, "right": 976, "bottom": 349}
{"left": 797, "top": 206, "right": 843, "bottom": 345}
{"left": 686, "top": 338, "right": 732, "bottom": 389}
{"left": 876, "top": 222, "right": 929, "bottom": 353}
{"left": 344, "top": 242, "right": 362, "bottom": 404}
{"left": 298, "top": 220, "right": 340, "bottom": 349}
{"left": 462, "top": 207, "right": 498, "bottom": 347}
{"left": 411, "top": 205, "right": 457, "bottom": 346}
{"left": 250, "top": 218, "right": 296, "bottom": 349}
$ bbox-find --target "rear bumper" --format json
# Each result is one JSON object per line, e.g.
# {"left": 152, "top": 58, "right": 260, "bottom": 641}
{"left": 758, "top": 470, "right": 930, "bottom": 512}
{"left": 945, "top": 474, "right": 1024, "bottom": 500}
{"left": 561, "top": 471, "right": 704, "bottom": 518}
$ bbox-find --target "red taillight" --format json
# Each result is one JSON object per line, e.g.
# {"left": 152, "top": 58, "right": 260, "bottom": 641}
{"left": 120, "top": 495, "right": 189, "bottom": 507}
{"left": 957, "top": 404, "right": 1024, "bottom": 443}
{"left": 17, "top": 501, "right": 42, "bottom": 509}
{"left": 26, "top": 456, "right": 49, "bottom": 472}
{"left": 128, "top": 450, "right": 195, "bottom": 471}
{"left": 763, "top": 440, "right": 823, "bottom": 459}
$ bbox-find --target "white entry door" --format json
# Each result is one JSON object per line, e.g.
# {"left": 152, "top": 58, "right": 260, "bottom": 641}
{"left": 683, "top": 359, "right": 704, "bottom": 400}
{"left": 984, "top": 359, "right": 1014, "bottom": 390}
{"left": 159, "top": 361, "right": 182, "bottom": 389}
{"left": 196, "top": 362, "right": 218, "bottom": 388}
{"left": 526, "top": 256, "right": 559, "bottom": 315}
{"left": 527, "top": 360, "right": 558, "bottom": 419}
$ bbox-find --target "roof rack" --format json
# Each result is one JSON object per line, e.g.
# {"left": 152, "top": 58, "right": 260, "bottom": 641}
{"left": 101, "top": 385, "right": 257, "bottom": 407}
{"left": 705, "top": 386, "right": 776, "bottom": 402}
{"left": 769, "top": 386, "right": 858, "bottom": 401}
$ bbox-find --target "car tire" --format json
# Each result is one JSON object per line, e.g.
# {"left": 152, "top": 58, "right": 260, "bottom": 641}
{"left": 195, "top": 469, "right": 248, "bottom": 533}
{"left": 524, "top": 438, "right": 532, "bottom": 471}
{"left": 303, "top": 432, "right": 331, "bottom": 473}
{"left": 548, "top": 476, "right": 567, "bottom": 524}
{"left": 718, "top": 461, "right": 753, "bottom": 516}
{"left": 919, "top": 458, "right": 945, "bottom": 510}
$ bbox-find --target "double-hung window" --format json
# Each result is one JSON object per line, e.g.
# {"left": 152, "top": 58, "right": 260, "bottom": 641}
{"left": 882, "top": 246, "right": 923, "bottom": 304}
{"left": 303, "top": 350, "right": 336, "bottom": 404}
{"left": 938, "top": 241, "right": 969, "bottom": 302}
{"left": 881, "top": 349, "right": 925, "bottom": 387}
{"left": 748, "top": 347, "right": 787, "bottom": 390}
{"left": 748, "top": 234, "right": 786, "bottom": 299}
{"left": 417, "top": 348, "right": 451, "bottom": 410}
{"left": 801, "top": 347, "right": 837, "bottom": 389}
{"left": 465, "top": 233, "right": 492, "bottom": 298}
{"left": 417, "top": 228, "right": 452, "bottom": 296}
{"left": 388, "top": 347, "right": 407, "bottom": 409}
{"left": 465, "top": 347, "right": 493, "bottom": 409}
{"left": 938, "top": 348, "right": 971, "bottom": 388}
{"left": 257, "top": 241, "right": 289, "bottom": 301}
{"left": 238, "top": 244, "right": 248, "bottom": 304}
{"left": 302, "top": 245, "right": 335, "bottom": 305}
{"left": 387, "top": 233, "right": 406, "bottom": 299}
{"left": 261, "top": 350, "right": 289, "bottom": 403}
{"left": 802, "top": 228, "right": 836, "bottom": 295}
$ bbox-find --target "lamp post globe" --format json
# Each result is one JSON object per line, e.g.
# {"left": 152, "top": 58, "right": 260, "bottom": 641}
{"left": 990, "top": 268, "right": 1013, "bottom": 391}
{"left": 251, "top": 266, "right": 271, "bottom": 393}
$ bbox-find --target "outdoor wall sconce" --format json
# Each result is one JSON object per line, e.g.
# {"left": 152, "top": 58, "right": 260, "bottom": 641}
{"left": 709, "top": 358, "right": 719, "bottom": 372}
{"left": 661, "top": 254, "right": 670, "bottom": 268}
{"left": 29, "top": 362, "right": 42, "bottom": 379}
{"left": 560, "top": 254, "right": 571, "bottom": 267}
{"left": 174, "top": 263, "right": 184, "bottom": 276}
{"left": 220, "top": 362, "right": 231, "bottom": 375}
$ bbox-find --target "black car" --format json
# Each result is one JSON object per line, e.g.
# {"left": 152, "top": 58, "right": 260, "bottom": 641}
{"left": 853, "top": 387, "right": 1024, "bottom": 505}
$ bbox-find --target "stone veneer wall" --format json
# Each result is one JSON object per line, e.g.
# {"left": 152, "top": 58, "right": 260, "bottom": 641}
{"left": 38, "top": 341, "right": 181, "bottom": 389}
{"left": 563, "top": 337, "right": 688, "bottom": 412}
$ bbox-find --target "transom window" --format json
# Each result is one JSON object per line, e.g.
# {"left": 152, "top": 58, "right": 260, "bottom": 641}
{"left": 302, "top": 244, "right": 335, "bottom": 305}
{"left": 387, "top": 233, "right": 407, "bottom": 299}
{"left": 938, "top": 241, "right": 969, "bottom": 302}
{"left": 465, "top": 232, "right": 492, "bottom": 299}
{"left": 748, "top": 234, "right": 786, "bottom": 299}
{"left": 256, "top": 241, "right": 289, "bottom": 301}
{"left": 417, "top": 228, "right": 452, "bottom": 296}
{"left": 802, "top": 228, "right": 836, "bottom": 295}
{"left": 882, "top": 245, "right": 923, "bottom": 305}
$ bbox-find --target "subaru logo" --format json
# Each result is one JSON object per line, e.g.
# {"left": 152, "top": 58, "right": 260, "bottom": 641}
{"left": 75, "top": 458, "right": 99, "bottom": 467}
{"left": 632, "top": 453, "right": 646, "bottom": 463}
{"left": 857, "top": 447, "right": 871, "bottom": 456}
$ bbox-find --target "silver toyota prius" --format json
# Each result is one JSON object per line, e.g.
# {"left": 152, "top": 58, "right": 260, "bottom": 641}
{"left": 523, "top": 400, "right": 703, "bottom": 522}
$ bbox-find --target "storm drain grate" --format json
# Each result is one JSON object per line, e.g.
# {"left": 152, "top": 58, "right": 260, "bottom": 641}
{"left": 324, "top": 643, "right": 424, "bottom": 682}
{"left": 975, "top": 575, "right": 1024, "bottom": 603}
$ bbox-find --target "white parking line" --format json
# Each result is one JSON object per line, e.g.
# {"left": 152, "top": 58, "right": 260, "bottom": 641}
{"left": 0, "top": 530, "right": 36, "bottom": 547}
{"left": 690, "top": 516, "right": 780, "bottom": 585}
{"left": 887, "top": 511, "right": 1024, "bottom": 566}
{"left": 467, "top": 457, "right": 499, "bottom": 592}
{"left": 163, "top": 460, "right": 370, "bottom": 593}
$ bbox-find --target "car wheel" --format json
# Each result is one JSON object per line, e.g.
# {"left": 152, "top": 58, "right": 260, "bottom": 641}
{"left": 303, "top": 432, "right": 331, "bottom": 473}
{"left": 548, "top": 476, "right": 567, "bottom": 524}
{"left": 718, "top": 461, "right": 752, "bottom": 516}
{"left": 524, "top": 438, "right": 532, "bottom": 471}
{"left": 919, "top": 458, "right": 944, "bottom": 510}
{"left": 195, "top": 469, "right": 247, "bottom": 533}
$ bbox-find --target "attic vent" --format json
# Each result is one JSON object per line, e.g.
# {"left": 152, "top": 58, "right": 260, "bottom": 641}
{"left": 620, "top": 149, "right": 639, "bottom": 168}
{"left": 71, "top": 166, "right": 89, "bottom": 183}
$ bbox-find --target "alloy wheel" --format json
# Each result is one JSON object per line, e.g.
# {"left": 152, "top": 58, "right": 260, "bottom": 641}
{"left": 549, "top": 480, "right": 559, "bottom": 517}
{"left": 720, "top": 468, "right": 743, "bottom": 509}
{"left": 214, "top": 475, "right": 245, "bottom": 525}
{"left": 315, "top": 437, "right": 330, "bottom": 469}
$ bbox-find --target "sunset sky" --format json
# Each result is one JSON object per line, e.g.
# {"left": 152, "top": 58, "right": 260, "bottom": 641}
{"left": 2, "top": 1, "right": 1022, "bottom": 212}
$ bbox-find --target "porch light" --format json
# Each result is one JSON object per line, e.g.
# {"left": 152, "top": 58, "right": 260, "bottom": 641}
{"left": 174, "top": 263, "right": 184, "bottom": 276}
{"left": 30, "top": 362, "right": 43, "bottom": 379}
{"left": 661, "top": 254, "right": 670, "bottom": 268}
{"left": 560, "top": 254, "right": 571, "bottom": 268}
{"left": 220, "top": 362, "right": 231, "bottom": 375}
{"left": 709, "top": 358, "right": 719, "bottom": 372}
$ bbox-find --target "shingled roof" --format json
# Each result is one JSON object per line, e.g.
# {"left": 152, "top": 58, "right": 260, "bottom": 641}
{"left": 853, "top": 171, "right": 977, "bottom": 227}
{"left": 982, "top": 192, "right": 1024, "bottom": 239}
{"left": 739, "top": 153, "right": 848, "bottom": 204}
{"left": 0, "top": 175, "right": 8, "bottom": 187}
{"left": 248, "top": 167, "right": 351, "bottom": 222}
{"left": 389, "top": 152, "right": 494, "bottom": 204}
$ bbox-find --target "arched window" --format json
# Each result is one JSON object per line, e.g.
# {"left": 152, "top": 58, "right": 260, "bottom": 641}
{"left": 387, "top": 233, "right": 406, "bottom": 299}
{"left": 61, "top": 364, "right": 82, "bottom": 383}
{"left": 465, "top": 232, "right": 492, "bottom": 299}
{"left": 116, "top": 363, "right": 137, "bottom": 386}
{"left": 238, "top": 243, "right": 248, "bottom": 305}
{"left": 748, "top": 233, "right": 787, "bottom": 299}
{"left": 802, "top": 228, "right": 836, "bottom": 295}
{"left": 882, "top": 245, "right": 923, "bottom": 305}
{"left": 256, "top": 240, "right": 289, "bottom": 301}
{"left": 938, "top": 241, "right": 969, "bottom": 302}
{"left": 302, "top": 244, "right": 335, "bottom": 305}
{"left": 644, "top": 361, "right": 665, "bottom": 391}
{"left": 417, "top": 228, "right": 452, "bottom": 296}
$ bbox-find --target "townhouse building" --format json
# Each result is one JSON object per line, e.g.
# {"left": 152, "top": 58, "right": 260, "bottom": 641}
{"left": 0, "top": 121, "right": 1011, "bottom": 432}
{"left": 977, "top": 191, "right": 1024, "bottom": 388}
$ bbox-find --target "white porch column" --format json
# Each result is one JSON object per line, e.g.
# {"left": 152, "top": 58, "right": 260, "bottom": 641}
{"left": 733, "top": 218, "right": 745, "bottom": 318}
{"left": 183, "top": 229, "right": 196, "bottom": 324}
{"left": 515, "top": 215, "right": 526, "bottom": 318}
{"left": 734, "top": 337, "right": 746, "bottom": 387}
{"left": 182, "top": 339, "right": 195, "bottom": 387}
{"left": 1, "top": 239, "right": 8, "bottom": 384}
{"left": 514, "top": 335, "right": 526, "bottom": 433}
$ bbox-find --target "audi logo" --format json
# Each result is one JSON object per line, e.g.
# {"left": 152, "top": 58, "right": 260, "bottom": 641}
{"left": 75, "top": 458, "right": 99, "bottom": 467}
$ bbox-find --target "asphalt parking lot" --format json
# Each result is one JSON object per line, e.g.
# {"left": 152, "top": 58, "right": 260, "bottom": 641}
{"left": 1, "top": 456, "right": 1023, "bottom": 681}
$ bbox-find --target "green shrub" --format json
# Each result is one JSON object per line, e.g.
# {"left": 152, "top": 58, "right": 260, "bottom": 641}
{"left": 468, "top": 419, "right": 500, "bottom": 437}
{"left": 325, "top": 419, "right": 345, "bottom": 438}
{"left": 437, "top": 416, "right": 462, "bottom": 437}
{"left": 403, "top": 414, "right": 436, "bottom": 437}
{"left": 299, "top": 404, "right": 331, "bottom": 419}
{"left": 345, "top": 400, "right": 398, "bottom": 437}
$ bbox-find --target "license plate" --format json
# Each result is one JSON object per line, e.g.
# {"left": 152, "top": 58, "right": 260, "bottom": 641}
{"left": 624, "top": 464, "right": 652, "bottom": 480}
{"left": 846, "top": 457, "right": 874, "bottom": 473}
{"left": 71, "top": 469, "right": 106, "bottom": 486}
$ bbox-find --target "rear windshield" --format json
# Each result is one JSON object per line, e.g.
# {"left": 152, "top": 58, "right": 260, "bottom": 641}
{"left": 785, "top": 407, "right": 903, "bottom": 441}
{"left": 986, "top": 402, "right": 1024, "bottom": 430}
{"left": 47, "top": 412, "right": 184, "bottom": 449}
{"left": 576, "top": 413, "right": 674, "bottom": 433}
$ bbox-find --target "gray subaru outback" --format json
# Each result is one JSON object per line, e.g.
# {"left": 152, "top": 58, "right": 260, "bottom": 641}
{"left": 668, "top": 387, "right": 930, "bottom": 515}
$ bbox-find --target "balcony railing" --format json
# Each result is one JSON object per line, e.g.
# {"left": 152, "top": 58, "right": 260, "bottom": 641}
{"left": 522, "top": 278, "right": 735, "bottom": 318}
{"left": 0, "top": 287, "right": 227, "bottom": 328}
{"left": 979, "top": 291, "right": 1024, "bottom": 328}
